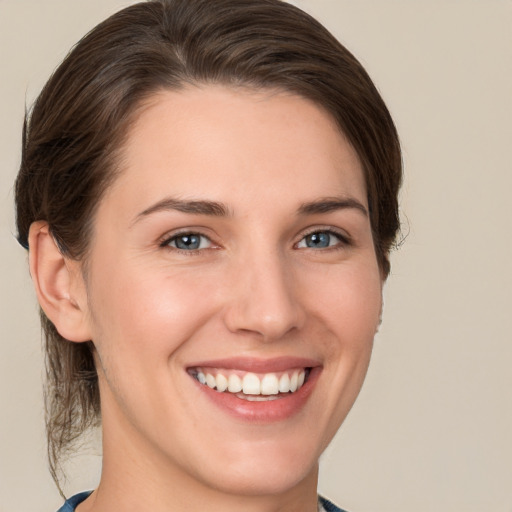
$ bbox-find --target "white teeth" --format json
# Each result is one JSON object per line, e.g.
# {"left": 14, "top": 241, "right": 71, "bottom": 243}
{"left": 228, "top": 374, "right": 242, "bottom": 393}
{"left": 260, "top": 374, "right": 279, "bottom": 395}
{"left": 290, "top": 371, "right": 298, "bottom": 392}
{"left": 278, "top": 373, "right": 291, "bottom": 393}
{"left": 242, "top": 373, "right": 261, "bottom": 395}
{"left": 205, "top": 373, "right": 216, "bottom": 389}
{"left": 216, "top": 373, "right": 228, "bottom": 392}
{"left": 298, "top": 370, "right": 305, "bottom": 388}
{"left": 236, "top": 393, "right": 280, "bottom": 401}
{"left": 193, "top": 368, "right": 309, "bottom": 396}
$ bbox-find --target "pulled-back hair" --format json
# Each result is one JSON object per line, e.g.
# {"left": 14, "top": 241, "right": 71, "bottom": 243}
{"left": 15, "top": 0, "right": 402, "bottom": 490}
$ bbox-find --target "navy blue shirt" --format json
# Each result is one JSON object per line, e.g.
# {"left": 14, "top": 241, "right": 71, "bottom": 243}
{"left": 57, "top": 491, "right": 347, "bottom": 511}
{"left": 57, "top": 491, "right": 93, "bottom": 512}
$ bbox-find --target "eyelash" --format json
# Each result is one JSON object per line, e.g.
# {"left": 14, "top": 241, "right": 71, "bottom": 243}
{"left": 294, "top": 228, "right": 351, "bottom": 250}
{"left": 159, "top": 231, "right": 215, "bottom": 255}
{"left": 159, "top": 227, "right": 351, "bottom": 255}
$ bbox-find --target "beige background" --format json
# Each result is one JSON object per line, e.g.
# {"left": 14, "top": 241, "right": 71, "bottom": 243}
{"left": 1, "top": 1, "right": 511, "bottom": 511}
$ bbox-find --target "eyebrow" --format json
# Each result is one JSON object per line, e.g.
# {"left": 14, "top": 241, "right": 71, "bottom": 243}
{"left": 133, "top": 197, "right": 231, "bottom": 224}
{"left": 133, "top": 195, "right": 368, "bottom": 225}
{"left": 297, "top": 197, "right": 368, "bottom": 217}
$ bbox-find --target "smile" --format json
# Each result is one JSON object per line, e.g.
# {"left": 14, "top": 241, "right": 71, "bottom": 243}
{"left": 189, "top": 367, "right": 311, "bottom": 401}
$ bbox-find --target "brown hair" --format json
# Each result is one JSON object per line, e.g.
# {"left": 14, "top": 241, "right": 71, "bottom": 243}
{"left": 15, "top": 0, "right": 402, "bottom": 490}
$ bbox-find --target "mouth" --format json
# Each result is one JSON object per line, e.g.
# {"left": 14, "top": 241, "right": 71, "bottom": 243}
{"left": 188, "top": 367, "right": 311, "bottom": 402}
{"left": 186, "top": 358, "right": 321, "bottom": 422}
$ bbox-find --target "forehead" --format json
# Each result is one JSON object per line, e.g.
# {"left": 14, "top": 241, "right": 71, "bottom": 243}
{"left": 103, "top": 85, "right": 367, "bottom": 213}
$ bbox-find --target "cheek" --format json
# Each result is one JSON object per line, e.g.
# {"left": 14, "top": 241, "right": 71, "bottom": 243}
{"left": 87, "top": 261, "right": 222, "bottom": 365}
{"left": 295, "top": 259, "right": 381, "bottom": 448}
{"left": 310, "top": 259, "right": 381, "bottom": 408}
{"left": 304, "top": 260, "right": 382, "bottom": 342}
{"left": 86, "top": 262, "right": 225, "bottom": 432}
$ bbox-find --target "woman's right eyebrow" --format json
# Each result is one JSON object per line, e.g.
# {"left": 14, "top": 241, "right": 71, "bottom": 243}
{"left": 132, "top": 197, "right": 232, "bottom": 226}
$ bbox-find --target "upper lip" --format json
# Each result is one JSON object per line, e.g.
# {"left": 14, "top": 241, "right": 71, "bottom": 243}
{"left": 186, "top": 356, "right": 321, "bottom": 373}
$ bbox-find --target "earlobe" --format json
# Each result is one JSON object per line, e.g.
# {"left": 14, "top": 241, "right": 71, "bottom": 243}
{"left": 28, "top": 221, "right": 91, "bottom": 343}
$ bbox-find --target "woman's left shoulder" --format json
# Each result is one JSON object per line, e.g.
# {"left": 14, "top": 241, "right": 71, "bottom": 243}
{"left": 318, "top": 495, "right": 349, "bottom": 512}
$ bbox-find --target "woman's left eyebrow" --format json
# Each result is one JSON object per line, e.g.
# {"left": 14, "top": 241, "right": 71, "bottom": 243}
{"left": 297, "top": 197, "right": 368, "bottom": 217}
{"left": 132, "top": 197, "right": 231, "bottom": 225}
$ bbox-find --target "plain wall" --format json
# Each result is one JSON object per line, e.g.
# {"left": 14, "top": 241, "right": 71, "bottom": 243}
{"left": 1, "top": 1, "right": 511, "bottom": 511}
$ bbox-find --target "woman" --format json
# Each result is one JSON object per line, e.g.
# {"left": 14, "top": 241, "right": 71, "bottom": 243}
{"left": 15, "top": 0, "right": 402, "bottom": 510}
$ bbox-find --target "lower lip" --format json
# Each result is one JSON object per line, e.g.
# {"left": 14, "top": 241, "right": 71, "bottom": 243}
{"left": 190, "top": 367, "right": 321, "bottom": 423}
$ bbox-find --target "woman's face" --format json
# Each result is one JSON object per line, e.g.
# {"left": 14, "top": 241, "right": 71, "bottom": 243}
{"left": 79, "top": 86, "right": 382, "bottom": 496}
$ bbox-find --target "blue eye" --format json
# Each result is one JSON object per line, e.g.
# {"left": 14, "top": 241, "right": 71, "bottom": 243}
{"left": 297, "top": 230, "right": 344, "bottom": 249}
{"left": 165, "top": 233, "right": 212, "bottom": 251}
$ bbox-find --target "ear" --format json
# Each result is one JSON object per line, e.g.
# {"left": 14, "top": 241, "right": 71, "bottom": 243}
{"left": 28, "top": 221, "right": 91, "bottom": 342}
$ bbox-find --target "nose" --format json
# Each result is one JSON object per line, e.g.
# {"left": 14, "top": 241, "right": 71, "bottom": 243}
{"left": 223, "top": 249, "right": 305, "bottom": 341}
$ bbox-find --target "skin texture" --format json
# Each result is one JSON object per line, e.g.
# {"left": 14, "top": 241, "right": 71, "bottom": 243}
{"left": 30, "top": 86, "right": 383, "bottom": 512}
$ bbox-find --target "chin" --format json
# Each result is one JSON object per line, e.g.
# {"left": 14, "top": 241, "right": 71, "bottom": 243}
{"left": 205, "top": 461, "right": 317, "bottom": 498}
{"left": 189, "top": 435, "right": 321, "bottom": 497}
